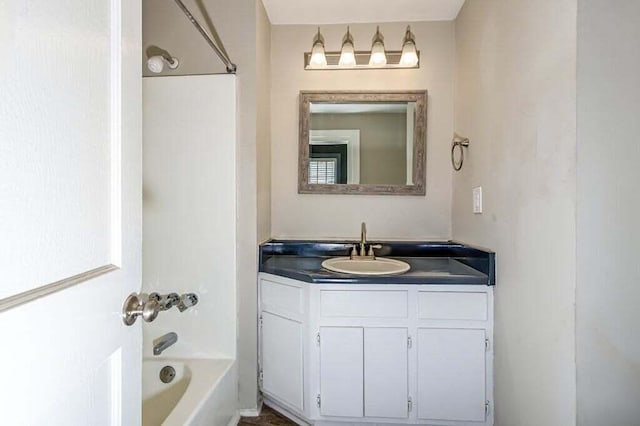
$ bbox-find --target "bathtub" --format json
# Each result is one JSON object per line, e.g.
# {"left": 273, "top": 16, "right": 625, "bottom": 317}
{"left": 142, "top": 358, "right": 237, "bottom": 426}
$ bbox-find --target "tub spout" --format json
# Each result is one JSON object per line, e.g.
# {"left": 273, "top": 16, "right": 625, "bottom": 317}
{"left": 153, "top": 332, "right": 178, "bottom": 356}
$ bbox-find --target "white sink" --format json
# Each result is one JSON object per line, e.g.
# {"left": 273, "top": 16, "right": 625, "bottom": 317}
{"left": 321, "top": 257, "right": 410, "bottom": 276}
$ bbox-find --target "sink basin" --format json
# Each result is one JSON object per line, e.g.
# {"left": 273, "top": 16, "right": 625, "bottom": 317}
{"left": 321, "top": 257, "right": 410, "bottom": 276}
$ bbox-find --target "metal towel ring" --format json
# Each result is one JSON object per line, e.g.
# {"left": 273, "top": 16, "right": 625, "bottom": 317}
{"left": 451, "top": 134, "right": 470, "bottom": 171}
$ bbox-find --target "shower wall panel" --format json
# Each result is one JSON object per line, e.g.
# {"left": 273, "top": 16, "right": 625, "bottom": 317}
{"left": 142, "top": 75, "right": 237, "bottom": 359}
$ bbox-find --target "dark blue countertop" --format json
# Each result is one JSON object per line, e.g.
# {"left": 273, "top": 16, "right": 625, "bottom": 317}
{"left": 259, "top": 240, "right": 495, "bottom": 285}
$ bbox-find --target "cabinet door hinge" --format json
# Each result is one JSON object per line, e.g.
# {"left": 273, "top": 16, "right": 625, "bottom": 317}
{"left": 408, "top": 396, "right": 413, "bottom": 413}
{"left": 407, "top": 336, "right": 413, "bottom": 349}
{"left": 259, "top": 369, "right": 263, "bottom": 387}
{"left": 316, "top": 394, "right": 321, "bottom": 408}
{"left": 485, "top": 400, "right": 490, "bottom": 417}
{"left": 316, "top": 332, "right": 321, "bottom": 346}
{"left": 485, "top": 338, "right": 490, "bottom": 351}
{"left": 259, "top": 315, "right": 263, "bottom": 326}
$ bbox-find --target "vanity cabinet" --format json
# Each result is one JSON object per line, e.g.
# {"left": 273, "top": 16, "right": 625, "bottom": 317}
{"left": 258, "top": 275, "right": 305, "bottom": 412}
{"left": 258, "top": 273, "right": 494, "bottom": 426}
{"left": 319, "top": 327, "right": 364, "bottom": 417}
{"left": 363, "top": 327, "right": 409, "bottom": 418}
{"left": 261, "top": 312, "right": 304, "bottom": 411}
{"left": 417, "top": 328, "right": 487, "bottom": 422}
{"left": 319, "top": 326, "right": 409, "bottom": 419}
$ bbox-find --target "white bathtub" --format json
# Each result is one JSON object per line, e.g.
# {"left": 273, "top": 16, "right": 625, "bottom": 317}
{"left": 142, "top": 358, "right": 237, "bottom": 426}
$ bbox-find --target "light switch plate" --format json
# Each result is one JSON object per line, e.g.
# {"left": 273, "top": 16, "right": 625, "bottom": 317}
{"left": 473, "top": 186, "right": 483, "bottom": 214}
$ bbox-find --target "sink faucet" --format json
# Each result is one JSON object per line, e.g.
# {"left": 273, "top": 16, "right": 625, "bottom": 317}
{"left": 153, "top": 332, "right": 178, "bottom": 356}
{"left": 351, "top": 222, "right": 382, "bottom": 259}
{"left": 360, "top": 222, "right": 367, "bottom": 256}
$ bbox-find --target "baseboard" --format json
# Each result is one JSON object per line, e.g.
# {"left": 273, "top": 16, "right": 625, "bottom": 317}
{"left": 238, "top": 399, "right": 264, "bottom": 418}
{"left": 226, "top": 411, "right": 241, "bottom": 426}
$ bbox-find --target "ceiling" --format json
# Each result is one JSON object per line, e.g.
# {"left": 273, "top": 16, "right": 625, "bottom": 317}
{"left": 262, "top": 0, "right": 466, "bottom": 25}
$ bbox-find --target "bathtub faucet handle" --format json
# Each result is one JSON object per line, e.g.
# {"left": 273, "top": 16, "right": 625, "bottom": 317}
{"left": 156, "top": 292, "right": 180, "bottom": 311}
{"left": 178, "top": 293, "right": 199, "bottom": 312}
{"left": 122, "top": 293, "right": 161, "bottom": 326}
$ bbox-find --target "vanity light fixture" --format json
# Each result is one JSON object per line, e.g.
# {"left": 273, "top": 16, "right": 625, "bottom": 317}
{"left": 303, "top": 26, "right": 420, "bottom": 70}
{"left": 369, "top": 26, "right": 387, "bottom": 67}
{"left": 308, "top": 27, "right": 327, "bottom": 68}
{"left": 399, "top": 26, "right": 419, "bottom": 67}
{"left": 338, "top": 27, "right": 356, "bottom": 67}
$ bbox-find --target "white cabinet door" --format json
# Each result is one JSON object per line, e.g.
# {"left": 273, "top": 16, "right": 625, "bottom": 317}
{"left": 364, "top": 328, "right": 409, "bottom": 418}
{"left": 320, "top": 327, "right": 364, "bottom": 417}
{"left": 417, "top": 328, "right": 486, "bottom": 422}
{"left": 261, "top": 312, "right": 304, "bottom": 411}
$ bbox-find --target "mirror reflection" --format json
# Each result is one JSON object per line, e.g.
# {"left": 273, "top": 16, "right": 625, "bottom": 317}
{"left": 298, "top": 91, "right": 427, "bottom": 196}
{"left": 309, "top": 102, "right": 416, "bottom": 186}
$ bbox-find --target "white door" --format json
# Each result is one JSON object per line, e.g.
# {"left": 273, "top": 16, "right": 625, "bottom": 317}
{"left": 0, "top": 0, "right": 142, "bottom": 424}
{"left": 417, "top": 328, "right": 486, "bottom": 422}
{"left": 261, "top": 312, "right": 304, "bottom": 411}
{"left": 320, "top": 327, "right": 364, "bottom": 418}
{"left": 364, "top": 327, "right": 408, "bottom": 418}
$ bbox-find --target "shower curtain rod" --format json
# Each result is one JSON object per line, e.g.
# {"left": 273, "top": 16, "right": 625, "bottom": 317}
{"left": 173, "top": 0, "right": 237, "bottom": 74}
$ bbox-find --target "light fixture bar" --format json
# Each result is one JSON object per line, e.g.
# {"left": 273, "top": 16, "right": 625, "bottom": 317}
{"left": 304, "top": 50, "right": 420, "bottom": 70}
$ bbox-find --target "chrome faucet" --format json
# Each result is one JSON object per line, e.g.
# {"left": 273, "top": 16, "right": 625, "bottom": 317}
{"left": 153, "top": 332, "right": 178, "bottom": 356}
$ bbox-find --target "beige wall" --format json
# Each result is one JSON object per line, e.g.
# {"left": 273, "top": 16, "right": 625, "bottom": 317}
{"left": 256, "top": 1, "right": 272, "bottom": 244}
{"left": 576, "top": 0, "right": 640, "bottom": 424}
{"left": 142, "top": 0, "right": 270, "bottom": 409}
{"left": 271, "top": 22, "right": 455, "bottom": 240}
{"left": 311, "top": 113, "right": 407, "bottom": 184}
{"left": 246, "top": 0, "right": 271, "bottom": 410}
{"left": 452, "top": 1, "right": 577, "bottom": 425}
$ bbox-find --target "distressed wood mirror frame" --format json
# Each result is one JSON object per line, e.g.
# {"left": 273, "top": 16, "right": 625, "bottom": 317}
{"left": 298, "top": 90, "right": 427, "bottom": 196}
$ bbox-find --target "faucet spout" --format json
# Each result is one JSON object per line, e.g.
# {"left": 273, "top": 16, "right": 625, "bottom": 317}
{"left": 360, "top": 222, "right": 367, "bottom": 256}
{"left": 153, "top": 332, "right": 178, "bottom": 356}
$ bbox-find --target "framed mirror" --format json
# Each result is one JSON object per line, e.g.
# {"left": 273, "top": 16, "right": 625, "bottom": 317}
{"left": 298, "top": 90, "right": 427, "bottom": 195}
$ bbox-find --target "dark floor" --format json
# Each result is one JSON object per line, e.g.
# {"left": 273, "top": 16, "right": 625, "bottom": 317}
{"left": 238, "top": 404, "right": 297, "bottom": 426}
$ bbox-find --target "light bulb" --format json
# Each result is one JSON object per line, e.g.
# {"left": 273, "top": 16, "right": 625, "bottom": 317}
{"left": 310, "top": 42, "right": 327, "bottom": 68}
{"left": 400, "top": 42, "right": 418, "bottom": 67}
{"left": 308, "top": 27, "right": 327, "bottom": 68}
{"left": 339, "top": 27, "right": 357, "bottom": 67}
{"left": 400, "top": 25, "right": 419, "bottom": 67}
{"left": 339, "top": 44, "right": 356, "bottom": 67}
{"left": 369, "top": 41, "right": 387, "bottom": 67}
{"left": 369, "top": 26, "right": 387, "bottom": 67}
